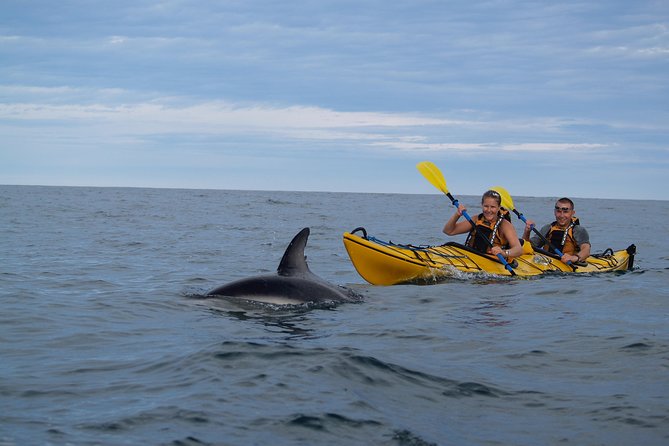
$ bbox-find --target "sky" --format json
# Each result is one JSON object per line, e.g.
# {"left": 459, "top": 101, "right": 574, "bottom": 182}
{"left": 1, "top": 0, "right": 668, "bottom": 200}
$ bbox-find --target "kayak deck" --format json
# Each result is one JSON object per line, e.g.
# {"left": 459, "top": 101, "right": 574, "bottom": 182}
{"left": 343, "top": 228, "right": 636, "bottom": 285}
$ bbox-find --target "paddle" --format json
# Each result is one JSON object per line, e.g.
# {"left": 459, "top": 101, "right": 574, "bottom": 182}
{"left": 490, "top": 185, "right": 576, "bottom": 270}
{"left": 417, "top": 161, "right": 516, "bottom": 276}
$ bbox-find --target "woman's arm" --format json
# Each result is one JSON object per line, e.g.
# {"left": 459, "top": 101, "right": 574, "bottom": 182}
{"left": 490, "top": 220, "right": 523, "bottom": 258}
{"left": 443, "top": 203, "right": 471, "bottom": 236}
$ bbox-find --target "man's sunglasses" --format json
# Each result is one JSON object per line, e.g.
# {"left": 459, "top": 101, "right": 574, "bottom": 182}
{"left": 554, "top": 206, "right": 572, "bottom": 212}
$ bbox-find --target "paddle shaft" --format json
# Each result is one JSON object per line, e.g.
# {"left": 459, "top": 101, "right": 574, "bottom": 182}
{"left": 447, "top": 193, "right": 516, "bottom": 276}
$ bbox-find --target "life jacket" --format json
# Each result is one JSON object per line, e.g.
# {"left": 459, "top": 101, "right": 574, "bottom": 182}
{"left": 544, "top": 217, "right": 580, "bottom": 255}
{"left": 466, "top": 210, "right": 511, "bottom": 253}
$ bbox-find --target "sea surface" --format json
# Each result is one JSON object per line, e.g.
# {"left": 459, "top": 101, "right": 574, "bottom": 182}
{"left": 1, "top": 185, "right": 667, "bottom": 446}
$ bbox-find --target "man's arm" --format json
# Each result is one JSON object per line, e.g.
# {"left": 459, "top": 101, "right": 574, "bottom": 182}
{"left": 529, "top": 224, "right": 550, "bottom": 249}
{"left": 574, "top": 226, "right": 591, "bottom": 261}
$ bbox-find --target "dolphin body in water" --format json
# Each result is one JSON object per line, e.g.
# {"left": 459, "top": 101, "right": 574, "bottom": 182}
{"left": 207, "top": 228, "right": 360, "bottom": 306}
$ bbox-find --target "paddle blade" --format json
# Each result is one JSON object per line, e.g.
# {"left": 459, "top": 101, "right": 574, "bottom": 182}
{"left": 491, "top": 185, "right": 514, "bottom": 211}
{"left": 417, "top": 161, "right": 448, "bottom": 195}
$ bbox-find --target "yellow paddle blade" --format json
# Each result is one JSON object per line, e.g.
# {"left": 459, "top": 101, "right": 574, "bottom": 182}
{"left": 417, "top": 161, "right": 449, "bottom": 195}
{"left": 491, "top": 185, "right": 515, "bottom": 211}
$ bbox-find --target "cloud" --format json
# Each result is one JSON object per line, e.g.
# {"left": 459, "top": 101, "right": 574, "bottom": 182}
{"left": 498, "top": 143, "right": 606, "bottom": 152}
{"left": 368, "top": 141, "right": 609, "bottom": 154}
{"left": 0, "top": 88, "right": 620, "bottom": 160}
{"left": 0, "top": 92, "right": 456, "bottom": 133}
{"left": 2, "top": 78, "right": 646, "bottom": 152}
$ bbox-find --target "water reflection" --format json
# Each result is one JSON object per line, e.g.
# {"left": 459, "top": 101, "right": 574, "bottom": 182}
{"left": 194, "top": 296, "right": 323, "bottom": 339}
{"left": 467, "top": 298, "right": 515, "bottom": 327}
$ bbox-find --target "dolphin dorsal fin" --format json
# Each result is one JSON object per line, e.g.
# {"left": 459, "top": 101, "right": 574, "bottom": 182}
{"left": 277, "top": 228, "right": 311, "bottom": 276}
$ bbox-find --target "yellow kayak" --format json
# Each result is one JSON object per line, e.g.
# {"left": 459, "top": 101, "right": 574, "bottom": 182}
{"left": 343, "top": 227, "right": 636, "bottom": 285}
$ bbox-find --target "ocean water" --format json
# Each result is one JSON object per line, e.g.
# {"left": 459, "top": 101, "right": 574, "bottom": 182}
{"left": 1, "top": 185, "right": 667, "bottom": 446}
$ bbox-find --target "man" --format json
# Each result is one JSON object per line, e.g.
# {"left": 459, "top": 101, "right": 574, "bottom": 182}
{"left": 523, "top": 198, "right": 591, "bottom": 264}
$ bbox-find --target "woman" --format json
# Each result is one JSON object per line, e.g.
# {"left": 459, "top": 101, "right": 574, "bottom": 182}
{"left": 443, "top": 190, "right": 523, "bottom": 260}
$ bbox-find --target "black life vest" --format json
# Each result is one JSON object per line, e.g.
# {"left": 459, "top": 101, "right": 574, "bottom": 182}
{"left": 545, "top": 217, "right": 580, "bottom": 255}
{"left": 466, "top": 210, "right": 511, "bottom": 253}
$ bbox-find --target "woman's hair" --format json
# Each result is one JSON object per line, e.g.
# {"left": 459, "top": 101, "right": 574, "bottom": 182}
{"left": 482, "top": 189, "right": 501, "bottom": 206}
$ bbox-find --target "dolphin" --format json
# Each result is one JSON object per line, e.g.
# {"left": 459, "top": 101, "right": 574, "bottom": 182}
{"left": 207, "top": 228, "right": 360, "bottom": 306}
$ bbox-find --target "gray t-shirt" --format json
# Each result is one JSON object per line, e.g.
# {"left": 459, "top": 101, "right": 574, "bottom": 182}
{"left": 531, "top": 223, "right": 590, "bottom": 252}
